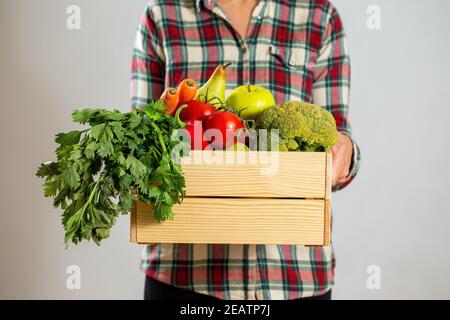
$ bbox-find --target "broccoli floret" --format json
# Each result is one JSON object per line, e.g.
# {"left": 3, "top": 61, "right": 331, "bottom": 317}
{"left": 256, "top": 101, "right": 339, "bottom": 152}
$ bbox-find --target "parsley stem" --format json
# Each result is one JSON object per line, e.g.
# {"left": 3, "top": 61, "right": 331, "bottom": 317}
{"left": 80, "top": 171, "right": 107, "bottom": 218}
{"left": 150, "top": 122, "right": 167, "bottom": 154}
{"left": 64, "top": 171, "right": 107, "bottom": 244}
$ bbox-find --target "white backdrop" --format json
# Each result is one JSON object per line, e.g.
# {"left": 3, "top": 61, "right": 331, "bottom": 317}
{"left": 1, "top": 0, "right": 449, "bottom": 299}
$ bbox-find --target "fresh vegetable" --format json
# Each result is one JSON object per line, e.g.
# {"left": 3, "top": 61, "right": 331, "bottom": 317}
{"left": 161, "top": 87, "right": 179, "bottom": 115}
{"left": 175, "top": 104, "right": 209, "bottom": 150}
{"left": 36, "top": 101, "right": 186, "bottom": 245}
{"left": 184, "top": 122, "right": 209, "bottom": 150}
{"left": 255, "top": 101, "right": 339, "bottom": 152}
{"left": 36, "top": 60, "right": 339, "bottom": 248}
{"left": 195, "top": 63, "right": 231, "bottom": 106}
{"left": 226, "top": 84, "right": 275, "bottom": 120}
{"left": 177, "top": 79, "right": 198, "bottom": 106}
{"left": 179, "top": 100, "right": 217, "bottom": 124}
{"left": 226, "top": 142, "right": 250, "bottom": 151}
{"left": 204, "top": 111, "right": 244, "bottom": 149}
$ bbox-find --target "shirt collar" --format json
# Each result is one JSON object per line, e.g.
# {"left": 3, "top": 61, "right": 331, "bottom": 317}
{"left": 195, "top": 0, "right": 214, "bottom": 12}
{"left": 195, "top": 0, "right": 268, "bottom": 12}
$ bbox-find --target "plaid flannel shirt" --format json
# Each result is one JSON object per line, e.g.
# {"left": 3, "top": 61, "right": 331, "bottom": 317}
{"left": 131, "top": 0, "right": 361, "bottom": 300}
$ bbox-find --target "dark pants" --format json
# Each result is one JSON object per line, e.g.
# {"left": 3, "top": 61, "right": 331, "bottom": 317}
{"left": 144, "top": 276, "right": 332, "bottom": 301}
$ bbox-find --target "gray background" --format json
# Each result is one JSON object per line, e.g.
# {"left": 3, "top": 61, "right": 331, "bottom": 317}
{"left": 1, "top": 0, "right": 449, "bottom": 300}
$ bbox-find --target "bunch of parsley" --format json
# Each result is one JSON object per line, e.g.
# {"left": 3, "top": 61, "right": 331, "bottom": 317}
{"left": 36, "top": 101, "right": 187, "bottom": 245}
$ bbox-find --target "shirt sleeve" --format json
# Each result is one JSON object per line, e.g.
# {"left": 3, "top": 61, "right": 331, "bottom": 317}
{"left": 312, "top": 6, "right": 361, "bottom": 191}
{"left": 130, "top": 4, "right": 166, "bottom": 109}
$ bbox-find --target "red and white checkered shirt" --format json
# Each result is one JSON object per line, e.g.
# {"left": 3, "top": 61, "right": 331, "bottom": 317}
{"left": 131, "top": 0, "right": 360, "bottom": 300}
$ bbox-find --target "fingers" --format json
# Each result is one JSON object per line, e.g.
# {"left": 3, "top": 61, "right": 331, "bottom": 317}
{"left": 331, "top": 145, "right": 338, "bottom": 154}
{"left": 332, "top": 157, "right": 341, "bottom": 187}
{"left": 331, "top": 133, "right": 352, "bottom": 187}
{"left": 332, "top": 176, "right": 338, "bottom": 187}
{"left": 332, "top": 133, "right": 344, "bottom": 152}
{"left": 332, "top": 157, "right": 350, "bottom": 187}
{"left": 331, "top": 152, "right": 350, "bottom": 187}
{"left": 337, "top": 177, "right": 347, "bottom": 186}
{"left": 332, "top": 169, "right": 348, "bottom": 187}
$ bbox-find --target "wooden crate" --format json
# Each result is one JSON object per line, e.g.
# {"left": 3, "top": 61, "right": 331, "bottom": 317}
{"left": 131, "top": 150, "right": 332, "bottom": 246}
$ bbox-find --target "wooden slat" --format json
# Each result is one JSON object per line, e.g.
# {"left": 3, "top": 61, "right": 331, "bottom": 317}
{"left": 323, "top": 151, "right": 332, "bottom": 246}
{"left": 323, "top": 199, "right": 331, "bottom": 246}
{"left": 130, "top": 202, "right": 137, "bottom": 243}
{"left": 325, "top": 150, "right": 332, "bottom": 200}
{"left": 134, "top": 198, "right": 325, "bottom": 245}
{"left": 181, "top": 151, "right": 326, "bottom": 199}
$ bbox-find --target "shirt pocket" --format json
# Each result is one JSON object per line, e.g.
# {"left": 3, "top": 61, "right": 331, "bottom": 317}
{"left": 266, "top": 44, "right": 314, "bottom": 103}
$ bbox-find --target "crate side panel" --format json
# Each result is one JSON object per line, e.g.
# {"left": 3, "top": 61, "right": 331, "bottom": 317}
{"left": 135, "top": 198, "right": 325, "bottom": 245}
{"left": 181, "top": 151, "right": 327, "bottom": 198}
{"left": 325, "top": 150, "right": 332, "bottom": 200}
{"left": 130, "top": 202, "right": 137, "bottom": 243}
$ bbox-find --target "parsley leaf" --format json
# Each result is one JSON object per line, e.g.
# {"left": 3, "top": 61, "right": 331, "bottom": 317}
{"left": 36, "top": 101, "right": 186, "bottom": 245}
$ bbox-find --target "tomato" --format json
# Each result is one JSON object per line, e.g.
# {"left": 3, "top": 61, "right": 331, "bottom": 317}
{"left": 179, "top": 100, "right": 217, "bottom": 124}
{"left": 184, "top": 121, "right": 209, "bottom": 150}
{"left": 204, "top": 112, "right": 244, "bottom": 149}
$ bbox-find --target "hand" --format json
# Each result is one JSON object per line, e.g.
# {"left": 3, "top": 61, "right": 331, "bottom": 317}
{"left": 331, "top": 133, "right": 353, "bottom": 187}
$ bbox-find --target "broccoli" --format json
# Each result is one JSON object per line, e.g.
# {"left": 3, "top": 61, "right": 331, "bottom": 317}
{"left": 255, "top": 101, "right": 339, "bottom": 152}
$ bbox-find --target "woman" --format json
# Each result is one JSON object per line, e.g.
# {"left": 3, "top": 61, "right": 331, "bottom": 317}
{"left": 131, "top": 0, "right": 360, "bottom": 300}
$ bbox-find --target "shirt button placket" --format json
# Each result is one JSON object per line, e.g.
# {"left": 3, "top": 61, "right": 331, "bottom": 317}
{"left": 242, "top": 42, "right": 250, "bottom": 83}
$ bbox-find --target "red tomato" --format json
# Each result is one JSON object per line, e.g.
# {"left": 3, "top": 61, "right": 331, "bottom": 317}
{"left": 184, "top": 121, "right": 209, "bottom": 150}
{"left": 179, "top": 100, "right": 217, "bottom": 124}
{"left": 204, "top": 112, "right": 244, "bottom": 149}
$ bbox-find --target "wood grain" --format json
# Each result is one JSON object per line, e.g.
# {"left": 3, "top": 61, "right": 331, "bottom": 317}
{"left": 325, "top": 150, "right": 332, "bottom": 200}
{"left": 323, "top": 199, "right": 331, "bottom": 246}
{"left": 323, "top": 150, "right": 332, "bottom": 246}
{"left": 134, "top": 198, "right": 325, "bottom": 245}
{"left": 180, "top": 151, "right": 327, "bottom": 199}
{"left": 130, "top": 202, "right": 137, "bottom": 243}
